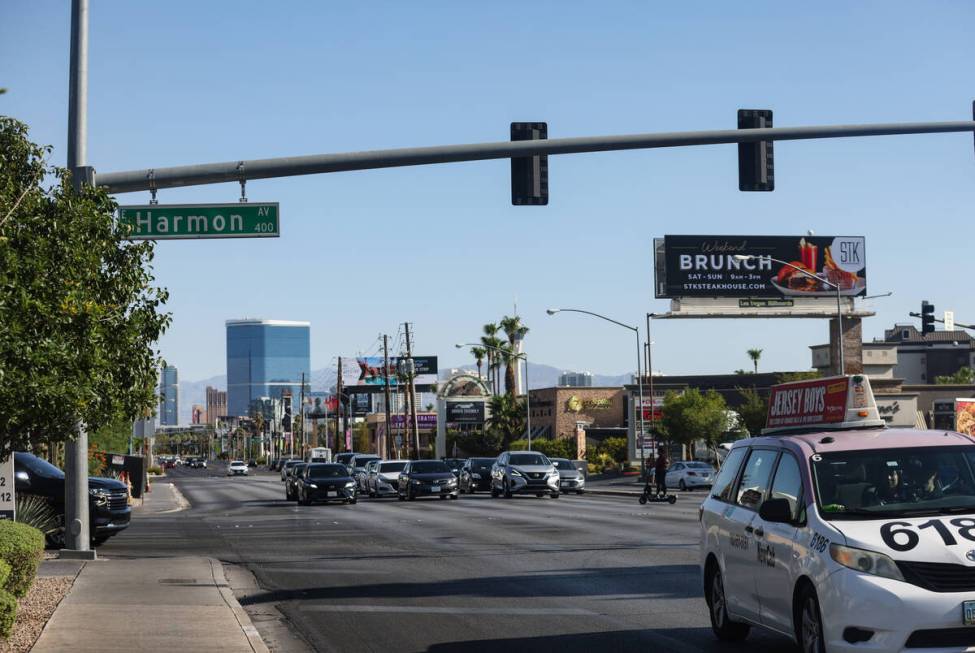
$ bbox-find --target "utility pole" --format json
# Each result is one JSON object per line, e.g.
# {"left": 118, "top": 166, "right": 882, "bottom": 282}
{"left": 404, "top": 322, "right": 421, "bottom": 459}
{"left": 336, "top": 357, "right": 344, "bottom": 453}
{"left": 63, "top": 0, "right": 93, "bottom": 561}
{"left": 299, "top": 372, "right": 306, "bottom": 457}
{"left": 400, "top": 371, "right": 410, "bottom": 458}
{"left": 382, "top": 335, "right": 393, "bottom": 459}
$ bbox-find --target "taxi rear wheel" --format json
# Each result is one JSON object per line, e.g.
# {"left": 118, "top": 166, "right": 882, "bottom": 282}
{"left": 797, "top": 585, "right": 825, "bottom": 653}
{"left": 707, "top": 566, "right": 750, "bottom": 642}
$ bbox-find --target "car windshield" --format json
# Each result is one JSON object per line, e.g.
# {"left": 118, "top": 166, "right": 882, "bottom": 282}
{"left": 472, "top": 458, "right": 496, "bottom": 468}
{"left": 551, "top": 459, "right": 575, "bottom": 470}
{"left": 16, "top": 453, "right": 65, "bottom": 479}
{"left": 411, "top": 461, "right": 450, "bottom": 473}
{"left": 812, "top": 445, "right": 975, "bottom": 519}
{"left": 509, "top": 453, "right": 550, "bottom": 466}
{"left": 292, "top": 464, "right": 306, "bottom": 474}
{"left": 686, "top": 462, "right": 714, "bottom": 470}
{"left": 444, "top": 459, "right": 464, "bottom": 468}
{"left": 308, "top": 464, "right": 347, "bottom": 479}
{"left": 380, "top": 462, "right": 406, "bottom": 473}
{"left": 231, "top": 461, "right": 245, "bottom": 466}
{"left": 284, "top": 460, "right": 299, "bottom": 468}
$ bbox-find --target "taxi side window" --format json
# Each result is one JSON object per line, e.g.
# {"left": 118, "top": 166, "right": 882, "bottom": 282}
{"left": 711, "top": 447, "right": 748, "bottom": 503}
{"left": 735, "top": 449, "right": 778, "bottom": 510}
{"left": 768, "top": 453, "right": 803, "bottom": 520}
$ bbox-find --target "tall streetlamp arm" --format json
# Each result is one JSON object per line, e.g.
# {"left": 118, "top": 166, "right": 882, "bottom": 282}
{"left": 548, "top": 308, "right": 637, "bottom": 332}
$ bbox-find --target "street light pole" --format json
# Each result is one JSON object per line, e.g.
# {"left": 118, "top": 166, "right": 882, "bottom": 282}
{"left": 456, "top": 343, "right": 531, "bottom": 449}
{"left": 734, "top": 255, "right": 846, "bottom": 375}
{"left": 546, "top": 309, "right": 646, "bottom": 477}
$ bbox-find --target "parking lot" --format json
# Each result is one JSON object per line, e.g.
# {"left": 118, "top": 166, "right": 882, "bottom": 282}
{"left": 101, "top": 464, "right": 797, "bottom": 652}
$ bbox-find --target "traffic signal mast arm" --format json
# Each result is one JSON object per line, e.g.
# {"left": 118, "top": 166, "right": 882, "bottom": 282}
{"left": 93, "top": 118, "right": 975, "bottom": 194}
{"left": 908, "top": 312, "right": 975, "bottom": 331}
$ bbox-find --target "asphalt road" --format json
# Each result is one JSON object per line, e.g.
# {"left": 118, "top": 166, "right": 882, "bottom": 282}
{"left": 100, "top": 464, "right": 798, "bottom": 653}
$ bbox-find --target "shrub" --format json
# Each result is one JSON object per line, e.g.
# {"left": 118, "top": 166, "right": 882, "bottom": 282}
{"left": 0, "top": 589, "right": 15, "bottom": 638}
{"left": 147, "top": 465, "right": 163, "bottom": 475}
{"left": 14, "top": 494, "right": 60, "bottom": 536}
{"left": 0, "top": 560, "right": 10, "bottom": 588}
{"left": 0, "top": 521, "right": 45, "bottom": 598}
{"left": 596, "top": 437, "right": 628, "bottom": 464}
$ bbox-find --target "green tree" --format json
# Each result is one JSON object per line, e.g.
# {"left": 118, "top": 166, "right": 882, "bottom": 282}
{"left": 485, "top": 394, "right": 525, "bottom": 450}
{"left": 89, "top": 416, "right": 134, "bottom": 455}
{"left": 660, "top": 389, "right": 728, "bottom": 456}
{"left": 500, "top": 315, "right": 529, "bottom": 396}
{"left": 596, "top": 437, "right": 628, "bottom": 464}
{"left": 470, "top": 346, "right": 486, "bottom": 380}
{"left": 0, "top": 118, "right": 170, "bottom": 457}
{"left": 936, "top": 367, "right": 975, "bottom": 385}
{"left": 481, "top": 323, "right": 503, "bottom": 394}
{"left": 509, "top": 437, "right": 574, "bottom": 459}
{"left": 736, "top": 387, "right": 768, "bottom": 436}
{"left": 747, "top": 348, "right": 763, "bottom": 374}
{"left": 776, "top": 371, "right": 822, "bottom": 383}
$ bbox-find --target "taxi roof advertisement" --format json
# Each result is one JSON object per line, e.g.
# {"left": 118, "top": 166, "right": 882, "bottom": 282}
{"left": 655, "top": 235, "right": 867, "bottom": 298}
{"left": 766, "top": 377, "right": 851, "bottom": 429}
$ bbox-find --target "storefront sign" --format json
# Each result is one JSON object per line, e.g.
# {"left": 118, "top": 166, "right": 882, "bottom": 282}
{"left": 567, "top": 396, "right": 612, "bottom": 413}
{"left": 766, "top": 377, "right": 850, "bottom": 429}
{"left": 655, "top": 235, "right": 867, "bottom": 298}
{"left": 446, "top": 401, "right": 486, "bottom": 424}
{"left": 391, "top": 414, "right": 438, "bottom": 428}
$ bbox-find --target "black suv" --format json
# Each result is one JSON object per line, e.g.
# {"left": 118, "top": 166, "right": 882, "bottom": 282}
{"left": 397, "top": 460, "right": 459, "bottom": 501}
{"left": 14, "top": 452, "right": 131, "bottom": 547}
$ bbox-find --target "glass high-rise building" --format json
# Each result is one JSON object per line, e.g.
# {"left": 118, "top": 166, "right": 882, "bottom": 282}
{"left": 226, "top": 319, "right": 311, "bottom": 418}
{"left": 159, "top": 366, "right": 179, "bottom": 425}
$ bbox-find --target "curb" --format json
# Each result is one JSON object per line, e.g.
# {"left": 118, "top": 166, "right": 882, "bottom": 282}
{"left": 155, "top": 481, "right": 191, "bottom": 514}
{"left": 209, "top": 557, "right": 271, "bottom": 653}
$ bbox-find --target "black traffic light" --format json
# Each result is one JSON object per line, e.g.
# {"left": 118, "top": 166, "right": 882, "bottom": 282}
{"left": 510, "top": 122, "right": 548, "bottom": 205}
{"left": 921, "top": 301, "right": 935, "bottom": 334}
{"left": 738, "top": 109, "right": 774, "bottom": 191}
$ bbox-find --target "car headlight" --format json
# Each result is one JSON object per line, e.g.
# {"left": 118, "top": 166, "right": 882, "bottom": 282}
{"left": 829, "top": 544, "right": 905, "bottom": 582}
{"left": 446, "top": 478, "right": 457, "bottom": 486}
{"left": 344, "top": 481, "right": 357, "bottom": 489}
{"left": 412, "top": 479, "right": 423, "bottom": 485}
{"left": 510, "top": 469, "right": 523, "bottom": 477}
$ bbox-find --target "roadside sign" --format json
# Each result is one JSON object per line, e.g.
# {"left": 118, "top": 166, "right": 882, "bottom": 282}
{"left": 0, "top": 454, "right": 14, "bottom": 521}
{"left": 118, "top": 203, "right": 279, "bottom": 240}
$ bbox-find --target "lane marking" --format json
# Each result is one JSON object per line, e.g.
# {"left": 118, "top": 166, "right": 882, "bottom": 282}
{"left": 298, "top": 605, "right": 594, "bottom": 615}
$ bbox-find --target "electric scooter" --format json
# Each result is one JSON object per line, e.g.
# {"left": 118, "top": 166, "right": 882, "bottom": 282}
{"left": 638, "top": 476, "right": 677, "bottom": 504}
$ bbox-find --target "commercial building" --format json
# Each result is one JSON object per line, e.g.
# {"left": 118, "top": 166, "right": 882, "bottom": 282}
{"left": 191, "top": 404, "right": 205, "bottom": 424}
{"left": 558, "top": 371, "right": 593, "bottom": 387}
{"left": 226, "top": 319, "right": 311, "bottom": 418}
{"left": 527, "top": 386, "right": 627, "bottom": 442}
{"left": 159, "top": 366, "right": 179, "bottom": 426}
{"left": 883, "top": 324, "right": 974, "bottom": 384}
{"left": 205, "top": 386, "right": 227, "bottom": 426}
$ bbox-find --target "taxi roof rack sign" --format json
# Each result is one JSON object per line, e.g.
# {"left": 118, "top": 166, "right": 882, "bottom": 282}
{"left": 763, "top": 375, "right": 885, "bottom": 435}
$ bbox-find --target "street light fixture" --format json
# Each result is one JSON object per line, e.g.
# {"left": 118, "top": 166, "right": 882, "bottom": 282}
{"left": 733, "top": 254, "right": 846, "bottom": 375}
{"left": 456, "top": 342, "right": 532, "bottom": 450}
{"left": 546, "top": 308, "right": 647, "bottom": 477}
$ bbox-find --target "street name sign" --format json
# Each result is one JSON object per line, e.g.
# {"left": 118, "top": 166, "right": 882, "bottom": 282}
{"left": 0, "top": 454, "right": 14, "bottom": 521}
{"left": 118, "top": 203, "right": 279, "bottom": 240}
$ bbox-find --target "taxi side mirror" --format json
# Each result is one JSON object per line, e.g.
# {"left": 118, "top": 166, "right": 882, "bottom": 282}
{"left": 759, "top": 498, "right": 794, "bottom": 524}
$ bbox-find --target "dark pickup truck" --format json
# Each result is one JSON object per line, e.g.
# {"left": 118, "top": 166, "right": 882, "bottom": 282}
{"left": 14, "top": 451, "right": 131, "bottom": 547}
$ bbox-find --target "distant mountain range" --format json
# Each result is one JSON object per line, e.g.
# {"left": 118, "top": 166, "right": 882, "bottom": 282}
{"left": 176, "top": 362, "right": 628, "bottom": 424}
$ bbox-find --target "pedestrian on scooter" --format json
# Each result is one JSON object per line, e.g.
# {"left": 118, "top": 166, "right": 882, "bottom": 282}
{"left": 654, "top": 445, "right": 669, "bottom": 497}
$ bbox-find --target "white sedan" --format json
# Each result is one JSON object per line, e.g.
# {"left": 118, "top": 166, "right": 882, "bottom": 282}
{"left": 665, "top": 461, "right": 715, "bottom": 491}
{"left": 226, "top": 460, "right": 248, "bottom": 476}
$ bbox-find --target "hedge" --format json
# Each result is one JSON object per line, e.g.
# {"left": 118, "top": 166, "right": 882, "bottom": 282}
{"left": 0, "top": 521, "right": 44, "bottom": 598}
{"left": 0, "top": 589, "right": 15, "bottom": 638}
{"left": 0, "top": 560, "right": 9, "bottom": 589}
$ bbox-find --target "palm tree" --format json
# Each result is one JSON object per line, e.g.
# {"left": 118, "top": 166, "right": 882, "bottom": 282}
{"left": 470, "top": 347, "right": 486, "bottom": 380}
{"left": 747, "top": 348, "right": 763, "bottom": 374}
{"left": 486, "top": 394, "right": 526, "bottom": 450}
{"left": 500, "top": 315, "right": 529, "bottom": 397}
{"left": 481, "top": 323, "right": 502, "bottom": 394}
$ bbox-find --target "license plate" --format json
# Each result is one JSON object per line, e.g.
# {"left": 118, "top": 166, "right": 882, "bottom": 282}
{"left": 963, "top": 600, "right": 975, "bottom": 625}
{"left": 431, "top": 485, "right": 439, "bottom": 490}
{"left": 561, "top": 481, "right": 570, "bottom": 486}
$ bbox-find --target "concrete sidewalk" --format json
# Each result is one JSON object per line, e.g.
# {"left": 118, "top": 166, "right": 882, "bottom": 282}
{"left": 31, "top": 556, "right": 269, "bottom": 653}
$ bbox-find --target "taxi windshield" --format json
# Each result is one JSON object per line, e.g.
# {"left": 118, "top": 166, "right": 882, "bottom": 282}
{"left": 812, "top": 445, "right": 975, "bottom": 519}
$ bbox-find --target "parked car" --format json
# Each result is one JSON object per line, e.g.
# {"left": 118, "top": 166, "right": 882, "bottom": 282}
{"left": 297, "top": 463, "right": 358, "bottom": 505}
{"left": 367, "top": 460, "right": 408, "bottom": 498}
{"left": 14, "top": 452, "right": 131, "bottom": 547}
{"left": 350, "top": 454, "right": 381, "bottom": 482}
{"left": 280, "top": 459, "right": 302, "bottom": 481}
{"left": 397, "top": 460, "right": 459, "bottom": 501}
{"left": 551, "top": 458, "right": 586, "bottom": 494}
{"left": 227, "top": 460, "right": 248, "bottom": 476}
{"left": 491, "top": 451, "right": 560, "bottom": 498}
{"left": 442, "top": 458, "right": 466, "bottom": 477}
{"left": 285, "top": 463, "right": 307, "bottom": 500}
{"left": 459, "top": 457, "right": 496, "bottom": 494}
{"left": 665, "top": 461, "right": 716, "bottom": 491}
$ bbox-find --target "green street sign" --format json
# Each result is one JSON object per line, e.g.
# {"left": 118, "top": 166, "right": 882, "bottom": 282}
{"left": 118, "top": 203, "right": 279, "bottom": 240}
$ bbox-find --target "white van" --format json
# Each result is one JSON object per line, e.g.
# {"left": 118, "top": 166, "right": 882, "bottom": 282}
{"left": 307, "top": 447, "right": 332, "bottom": 464}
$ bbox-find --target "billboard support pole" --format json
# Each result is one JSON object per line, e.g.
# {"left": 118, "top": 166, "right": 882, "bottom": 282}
{"left": 382, "top": 335, "right": 393, "bottom": 459}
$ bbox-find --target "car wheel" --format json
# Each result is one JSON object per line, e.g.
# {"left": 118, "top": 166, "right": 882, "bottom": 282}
{"left": 797, "top": 584, "right": 826, "bottom": 653}
{"left": 407, "top": 488, "right": 415, "bottom": 501}
{"left": 679, "top": 479, "right": 687, "bottom": 492}
{"left": 577, "top": 490, "right": 584, "bottom": 495}
{"left": 449, "top": 494, "right": 458, "bottom": 500}
{"left": 536, "top": 493, "right": 544, "bottom": 498}
{"left": 439, "top": 495, "right": 447, "bottom": 500}
{"left": 639, "top": 495, "right": 648, "bottom": 505}
{"left": 707, "top": 564, "right": 750, "bottom": 642}
{"left": 550, "top": 492, "right": 560, "bottom": 499}
{"left": 468, "top": 486, "right": 475, "bottom": 495}
{"left": 398, "top": 492, "right": 405, "bottom": 501}
{"left": 298, "top": 495, "right": 309, "bottom": 506}
{"left": 490, "top": 483, "right": 499, "bottom": 498}
{"left": 349, "top": 498, "right": 357, "bottom": 505}
{"left": 503, "top": 480, "right": 512, "bottom": 499}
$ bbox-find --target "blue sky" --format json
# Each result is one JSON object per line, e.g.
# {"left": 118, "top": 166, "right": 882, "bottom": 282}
{"left": 3, "top": 1, "right": 974, "bottom": 382}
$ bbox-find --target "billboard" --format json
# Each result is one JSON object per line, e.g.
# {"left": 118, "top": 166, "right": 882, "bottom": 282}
{"left": 390, "top": 414, "right": 438, "bottom": 428}
{"left": 766, "top": 377, "right": 850, "bottom": 429}
{"left": 655, "top": 235, "right": 866, "bottom": 298}
{"left": 304, "top": 392, "right": 336, "bottom": 418}
{"left": 446, "top": 401, "right": 486, "bottom": 424}
{"left": 340, "top": 356, "right": 438, "bottom": 392}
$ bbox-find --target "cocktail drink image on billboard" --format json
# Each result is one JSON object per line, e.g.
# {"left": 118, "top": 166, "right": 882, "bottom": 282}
{"left": 956, "top": 399, "right": 975, "bottom": 436}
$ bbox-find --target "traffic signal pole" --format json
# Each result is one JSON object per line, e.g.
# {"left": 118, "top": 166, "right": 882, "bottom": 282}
{"left": 93, "top": 120, "right": 975, "bottom": 194}
{"left": 63, "top": 0, "right": 95, "bottom": 561}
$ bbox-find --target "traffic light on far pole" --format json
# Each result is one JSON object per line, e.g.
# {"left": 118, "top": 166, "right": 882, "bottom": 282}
{"left": 921, "top": 301, "right": 935, "bottom": 334}
{"left": 738, "top": 109, "right": 774, "bottom": 191}
{"left": 510, "top": 122, "right": 548, "bottom": 205}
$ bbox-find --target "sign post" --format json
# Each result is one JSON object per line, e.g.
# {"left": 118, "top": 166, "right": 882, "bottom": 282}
{"left": 0, "top": 455, "right": 14, "bottom": 521}
{"left": 118, "top": 203, "right": 280, "bottom": 240}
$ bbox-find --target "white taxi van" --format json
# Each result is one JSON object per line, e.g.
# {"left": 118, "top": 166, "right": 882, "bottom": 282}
{"left": 701, "top": 375, "right": 975, "bottom": 652}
